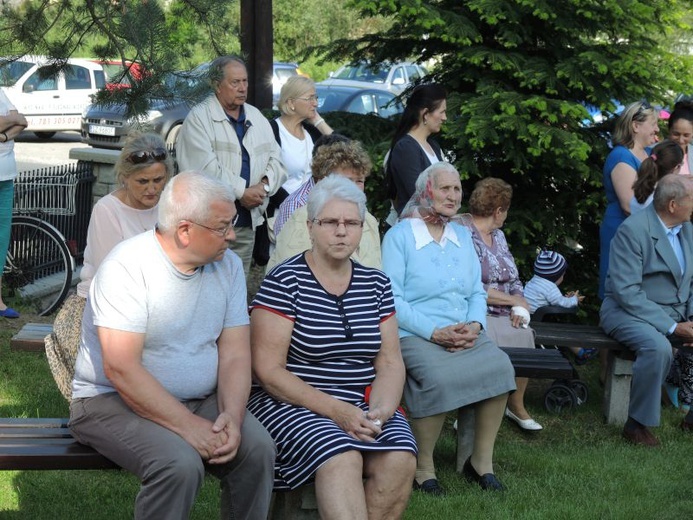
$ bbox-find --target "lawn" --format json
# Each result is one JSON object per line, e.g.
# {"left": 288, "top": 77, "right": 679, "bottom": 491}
{"left": 1, "top": 306, "right": 692, "bottom": 519}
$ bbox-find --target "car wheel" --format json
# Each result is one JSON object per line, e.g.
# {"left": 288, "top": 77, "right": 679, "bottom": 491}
{"left": 165, "top": 124, "right": 181, "bottom": 149}
{"left": 34, "top": 131, "right": 56, "bottom": 139}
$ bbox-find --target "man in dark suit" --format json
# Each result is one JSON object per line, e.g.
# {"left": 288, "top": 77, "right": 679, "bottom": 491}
{"left": 600, "top": 174, "right": 693, "bottom": 446}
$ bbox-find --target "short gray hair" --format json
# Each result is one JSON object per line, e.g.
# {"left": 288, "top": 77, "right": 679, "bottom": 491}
{"left": 158, "top": 171, "right": 236, "bottom": 231}
{"left": 278, "top": 76, "right": 316, "bottom": 116}
{"left": 209, "top": 55, "right": 246, "bottom": 90}
{"left": 653, "top": 174, "right": 691, "bottom": 212}
{"left": 306, "top": 174, "right": 366, "bottom": 221}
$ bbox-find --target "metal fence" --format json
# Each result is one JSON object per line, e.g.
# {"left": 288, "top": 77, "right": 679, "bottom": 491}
{"left": 12, "top": 161, "right": 96, "bottom": 263}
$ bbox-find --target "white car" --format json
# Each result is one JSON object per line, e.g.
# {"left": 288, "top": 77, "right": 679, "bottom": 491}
{"left": 319, "top": 61, "right": 427, "bottom": 94}
{"left": 0, "top": 56, "right": 105, "bottom": 138}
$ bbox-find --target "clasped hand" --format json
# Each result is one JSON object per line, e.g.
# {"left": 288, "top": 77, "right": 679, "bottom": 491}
{"left": 183, "top": 412, "right": 241, "bottom": 464}
{"left": 431, "top": 323, "right": 479, "bottom": 351}
{"left": 332, "top": 402, "right": 382, "bottom": 442}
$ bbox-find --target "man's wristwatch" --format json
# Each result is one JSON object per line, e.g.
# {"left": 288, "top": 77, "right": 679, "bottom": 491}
{"left": 466, "top": 321, "right": 483, "bottom": 331}
{"left": 262, "top": 183, "right": 270, "bottom": 194}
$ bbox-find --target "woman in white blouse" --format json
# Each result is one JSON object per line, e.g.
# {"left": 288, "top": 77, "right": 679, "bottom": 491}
{"left": 45, "top": 131, "right": 173, "bottom": 400}
{"left": 270, "top": 75, "right": 334, "bottom": 201}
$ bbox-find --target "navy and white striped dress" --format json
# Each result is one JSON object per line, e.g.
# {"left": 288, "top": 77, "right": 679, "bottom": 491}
{"left": 247, "top": 253, "right": 417, "bottom": 490}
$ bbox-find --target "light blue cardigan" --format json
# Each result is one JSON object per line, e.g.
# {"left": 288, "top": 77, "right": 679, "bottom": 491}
{"left": 381, "top": 219, "right": 488, "bottom": 340}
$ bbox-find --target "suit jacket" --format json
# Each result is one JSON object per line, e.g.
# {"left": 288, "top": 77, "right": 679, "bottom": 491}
{"left": 600, "top": 203, "right": 693, "bottom": 335}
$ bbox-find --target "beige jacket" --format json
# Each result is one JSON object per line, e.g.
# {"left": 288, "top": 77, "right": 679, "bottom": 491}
{"left": 176, "top": 95, "right": 287, "bottom": 228}
{"left": 266, "top": 205, "right": 382, "bottom": 272}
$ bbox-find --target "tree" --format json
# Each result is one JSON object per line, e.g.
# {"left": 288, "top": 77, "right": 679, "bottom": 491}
{"left": 320, "top": 0, "right": 693, "bottom": 315}
{"left": 0, "top": 0, "right": 251, "bottom": 108}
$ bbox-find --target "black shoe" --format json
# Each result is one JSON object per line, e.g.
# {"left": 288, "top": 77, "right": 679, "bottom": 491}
{"left": 413, "top": 478, "right": 445, "bottom": 496}
{"left": 462, "top": 457, "right": 505, "bottom": 491}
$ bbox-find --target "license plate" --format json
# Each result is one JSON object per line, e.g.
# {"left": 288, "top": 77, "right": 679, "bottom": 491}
{"left": 89, "top": 124, "right": 116, "bottom": 136}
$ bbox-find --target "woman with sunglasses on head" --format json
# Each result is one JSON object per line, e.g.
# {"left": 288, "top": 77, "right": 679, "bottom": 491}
{"left": 45, "top": 131, "right": 173, "bottom": 400}
{"left": 599, "top": 101, "right": 659, "bottom": 300}
{"left": 668, "top": 99, "right": 693, "bottom": 176}
{"left": 248, "top": 174, "right": 416, "bottom": 519}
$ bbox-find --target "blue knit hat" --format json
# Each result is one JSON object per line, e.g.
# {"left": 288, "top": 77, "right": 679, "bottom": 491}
{"left": 534, "top": 250, "right": 568, "bottom": 282}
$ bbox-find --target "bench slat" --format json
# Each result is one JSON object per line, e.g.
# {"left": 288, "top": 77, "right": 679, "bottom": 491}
{"left": 499, "top": 347, "right": 576, "bottom": 380}
{"left": 0, "top": 427, "right": 74, "bottom": 439}
{"left": 532, "top": 322, "right": 622, "bottom": 350}
{"left": 0, "top": 418, "right": 68, "bottom": 428}
{"left": 0, "top": 449, "right": 119, "bottom": 470}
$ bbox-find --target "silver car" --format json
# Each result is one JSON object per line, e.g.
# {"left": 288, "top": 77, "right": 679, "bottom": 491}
{"left": 319, "top": 61, "right": 427, "bottom": 94}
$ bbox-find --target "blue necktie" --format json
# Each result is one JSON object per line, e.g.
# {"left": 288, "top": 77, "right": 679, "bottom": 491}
{"left": 667, "top": 226, "right": 685, "bottom": 275}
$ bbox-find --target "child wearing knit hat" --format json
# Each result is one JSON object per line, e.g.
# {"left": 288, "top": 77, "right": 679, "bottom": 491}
{"left": 525, "top": 250, "right": 595, "bottom": 364}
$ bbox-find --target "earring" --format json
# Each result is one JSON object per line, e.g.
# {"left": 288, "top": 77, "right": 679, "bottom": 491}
{"left": 423, "top": 119, "right": 427, "bottom": 125}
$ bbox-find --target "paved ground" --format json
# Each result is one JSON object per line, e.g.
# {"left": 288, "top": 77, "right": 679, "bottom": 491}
{"left": 13, "top": 131, "right": 89, "bottom": 172}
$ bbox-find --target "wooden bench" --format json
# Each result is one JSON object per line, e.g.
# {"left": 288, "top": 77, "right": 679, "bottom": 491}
{"left": 10, "top": 323, "right": 53, "bottom": 352}
{"left": 0, "top": 417, "right": 318, "bottom": 518}
{"left": 532, "top": 321, "right": 688, "bottom": 426}
{"left": 0, "top": 418, "right": 117, "bottom": 470}
{"left": 532, "top": 321, "right": 634, "bottom": 427}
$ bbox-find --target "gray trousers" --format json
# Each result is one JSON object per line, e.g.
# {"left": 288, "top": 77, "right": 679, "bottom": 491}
{"left": 230, "top": 226, "right": 255, "bottom": 279}
{"left": 607, "top": 320, "right": 674, "bottom": 426}
{"left": 69, "top": 392, "right": 276, "bottom": 520}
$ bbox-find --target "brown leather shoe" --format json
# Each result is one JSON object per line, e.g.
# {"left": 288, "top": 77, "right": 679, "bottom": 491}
{"left": 622, "top": 425, "right": 660, "bottom": 447}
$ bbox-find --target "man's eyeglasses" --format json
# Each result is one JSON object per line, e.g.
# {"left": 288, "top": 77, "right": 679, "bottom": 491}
{"left": 312, "top": 218, "right": 363, "bottom": 231}
{"left": 295, "top": 95, "right": 319, "bottom": 103}
{"left": 127, "top": 148, "right": 168, "bottom": 165}
{"left": 186, "top": 214, "right": 240, "bottom": 237}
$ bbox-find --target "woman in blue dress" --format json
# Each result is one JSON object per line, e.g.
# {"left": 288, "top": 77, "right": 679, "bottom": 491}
{"left": 248, "top": 174, "right": 416, "bottom": 519}
{"left": 599, "top": 101, "right": 659, "bottom": 299}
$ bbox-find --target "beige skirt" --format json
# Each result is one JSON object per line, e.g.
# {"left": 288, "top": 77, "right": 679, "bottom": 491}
{"left": 485, "top": 314, "right": 535, "bottom": 349}
{"left": 45, "top": 293, "right": 86, "bottom": 400}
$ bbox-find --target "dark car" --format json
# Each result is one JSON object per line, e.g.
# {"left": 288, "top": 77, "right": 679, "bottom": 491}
{"left": 315, "top": 85, "right": 403, "bottom": 118}
{"left": 81, "top": 97, "right": 197, "bottom": 149}
{"left": 82, "top": 62, "right": 303, "bottom": 149}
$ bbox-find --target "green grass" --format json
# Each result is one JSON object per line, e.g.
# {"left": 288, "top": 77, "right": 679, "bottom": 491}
{"left": 2, "top": 315, "right": 693, "bottom": 519}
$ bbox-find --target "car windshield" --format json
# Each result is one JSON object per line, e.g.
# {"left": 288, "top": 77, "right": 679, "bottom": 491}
{"left": 0, "top": 60, "right": 33, "bottom": 87}
{"left": 333, "top": 64, "right": 388, "bottom": 83}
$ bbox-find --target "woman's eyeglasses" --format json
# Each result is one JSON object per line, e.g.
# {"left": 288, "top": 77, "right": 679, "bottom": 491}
{"left": 295, "top": 95, "right": 319, "bottom": 103}
{"left": 127, "top": 148, "right": 168, "bottom": 164}
{"left": 312, "top": 218, "right": 363, "bottom": 231}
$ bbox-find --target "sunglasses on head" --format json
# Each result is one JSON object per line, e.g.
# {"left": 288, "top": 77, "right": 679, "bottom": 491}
{"left": 635, "top": 100, "right": 652, "bottom": 116}
{"left": 127, "top": 148, "right": 167, "bottom": 164}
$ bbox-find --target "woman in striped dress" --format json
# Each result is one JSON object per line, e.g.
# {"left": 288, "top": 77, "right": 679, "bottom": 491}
{"left": 248, "top": 174, "right": 416, "bottom": 519}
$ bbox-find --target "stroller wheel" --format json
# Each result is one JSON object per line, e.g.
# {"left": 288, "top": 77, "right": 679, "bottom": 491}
{"left": 569, "top": 380, "right": 589, "bottom": 405}
{"left": 544, "top": 383, "right": 578, "bottom": 414}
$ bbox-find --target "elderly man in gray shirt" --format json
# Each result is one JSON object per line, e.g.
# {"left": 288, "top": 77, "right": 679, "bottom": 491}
{"left": 70, "top": 171, "right": 276, "bottom": 520}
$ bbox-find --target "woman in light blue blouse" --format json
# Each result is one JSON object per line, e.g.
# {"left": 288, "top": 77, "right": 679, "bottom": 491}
{"left": 382, "top": 162, "right": 515, "bottom": 495}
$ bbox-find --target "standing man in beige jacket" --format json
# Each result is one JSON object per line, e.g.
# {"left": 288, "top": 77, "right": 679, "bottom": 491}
{"left": 177, "top": 56, "right": 287, "bottom": 276}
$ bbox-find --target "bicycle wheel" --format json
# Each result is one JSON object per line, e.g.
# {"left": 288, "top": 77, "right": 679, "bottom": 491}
{"left": 4, "top": 216, "right": 73, "bottom": 316}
